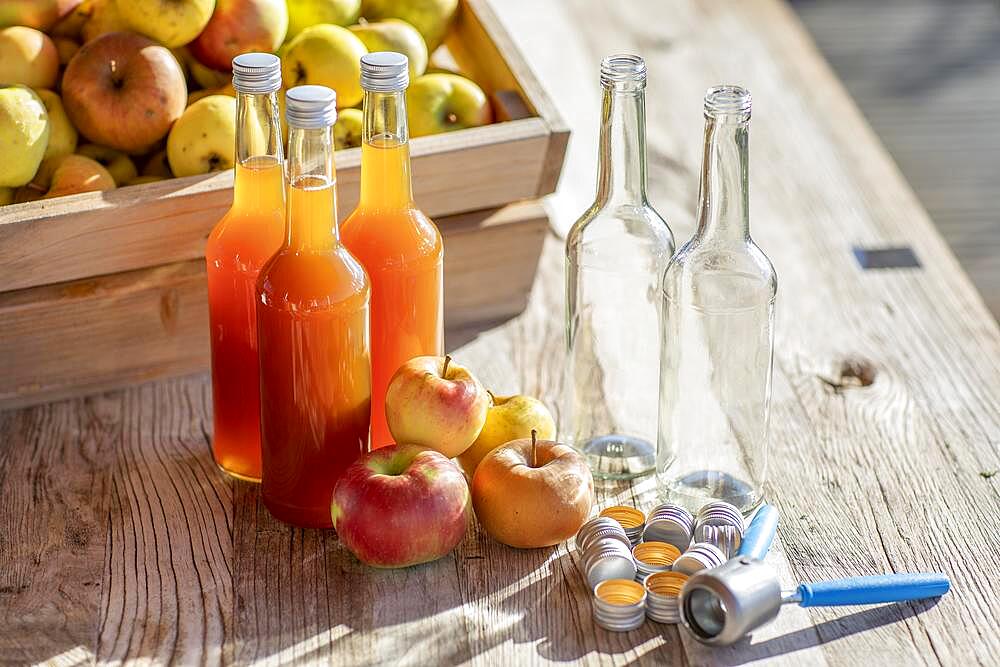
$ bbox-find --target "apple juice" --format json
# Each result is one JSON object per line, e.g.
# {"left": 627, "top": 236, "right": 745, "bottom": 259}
{"left": 341, "top": 52, "right": 444, "bottom": 450}
{"left": 257, "top": 85, "right": 372, "bottom": 528}
{"left": 205, "top": 53, "right": 285, "bottom": 481}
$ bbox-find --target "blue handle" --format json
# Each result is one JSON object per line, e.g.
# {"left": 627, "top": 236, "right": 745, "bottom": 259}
{"left": 737, "top": 504, "right": 779, "bottom": 560}
{"left": 797, "top": 573, "right": 950, "bottom": 607}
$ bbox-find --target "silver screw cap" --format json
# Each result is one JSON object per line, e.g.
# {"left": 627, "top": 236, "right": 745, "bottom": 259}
{"left": 286, "top": 85, "right": 337, "bottom": 129}
{"left": 360, "top": 51, "right": 409, "bottom": 92}
{"left": 232, "top": 52, "right": 282, "bottom": 94}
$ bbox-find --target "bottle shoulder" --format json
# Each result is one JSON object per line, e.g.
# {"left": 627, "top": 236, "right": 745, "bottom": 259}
{"left": 567, "top": 202, "right": 675, "bottom": 250}
{"left": 663, "top": 237, "right": 777, "bottom": 306}
{"left": 341, "top": 205, "right": 443, "bottom": 270}
{"left": 257, "top": 246, "right": 370, "bottom": 314}
{"left": 207, "top": 207, "right": 284, "bottom": 261}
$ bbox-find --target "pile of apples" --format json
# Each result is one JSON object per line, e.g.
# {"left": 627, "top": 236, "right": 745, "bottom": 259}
{"left": 332, "top": 356, "right": 595, "bottom": 568}
{"left": 0, "top": 0, "right": 495, "bottom": 205}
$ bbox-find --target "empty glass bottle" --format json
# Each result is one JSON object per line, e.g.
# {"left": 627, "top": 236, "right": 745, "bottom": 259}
{"left": 657, "top": 85, "right": 776, "bottom": 514}
{"left": 565, "top": 54, "right": 675, "bottom": 479}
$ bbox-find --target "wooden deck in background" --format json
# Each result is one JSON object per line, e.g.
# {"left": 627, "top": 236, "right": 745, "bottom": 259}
{"left": 793, "top": 0, "right": 1000, "bottom": 317}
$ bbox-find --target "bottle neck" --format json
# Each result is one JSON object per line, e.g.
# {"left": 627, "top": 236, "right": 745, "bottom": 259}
{"left": 285, "top": 126, "right": 339, "bottom": 252}
{"left": 359, "top": 89, "right": 414, "bottom": 210}
{"left": 233, "top": 91, "right": 284, "bottom": 210}
{"left": 595, "top": 82, "right": 647, "bottom": 206}
{"left": 695, "top": 112, "right": 751, "bottom": 243}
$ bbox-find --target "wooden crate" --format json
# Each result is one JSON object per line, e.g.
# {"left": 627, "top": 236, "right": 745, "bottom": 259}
{"left": 0, "top": 0, "right": 567, "bottom": 408}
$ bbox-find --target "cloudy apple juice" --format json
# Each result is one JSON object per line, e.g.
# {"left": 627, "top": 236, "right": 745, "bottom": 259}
{"left": 341, "top": 52, "right": 444, "bottom": 449}
{"left": 205, "top": 54, "right": 285, "bottom": 481}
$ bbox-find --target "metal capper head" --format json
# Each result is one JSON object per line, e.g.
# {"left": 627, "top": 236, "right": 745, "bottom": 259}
{"left": 679, "top": 557, "right": 782, "bottom": 645}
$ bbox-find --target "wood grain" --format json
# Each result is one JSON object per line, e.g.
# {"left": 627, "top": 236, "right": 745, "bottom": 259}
{"left": 0, "top": 202, "right": 549, "bottom": 410}
{"left": 1, "top": 0, "right": 998, "bottom": 665}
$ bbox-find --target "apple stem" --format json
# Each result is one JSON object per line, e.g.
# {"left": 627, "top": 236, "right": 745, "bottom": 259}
{"left": 531, "top": 429, "right": 538, "bottom": 468}
{"left": 486, "top": 389, "right": 495, "bottom": 406}
{"left": 442, "top": 355, "right": 452, "bottom": 378}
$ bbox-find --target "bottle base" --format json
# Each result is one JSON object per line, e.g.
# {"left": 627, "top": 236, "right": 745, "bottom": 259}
{"left": 263, "top": 494, "right": 335, "bottom": 529}
{"left": 213, "top": 457, "right": 261, "bottom": 483}
{"left": 580, "top": 434, "right": 656, "bottom": 480}
{"left": 660, "top": 470, "right": 762, "bottom": 515}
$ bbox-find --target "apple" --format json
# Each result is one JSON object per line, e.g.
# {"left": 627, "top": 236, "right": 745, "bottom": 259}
{"left": 63, "top": 32, "right": 187, "bottom": 154}
{"left": 361, "top": 0, "right": 457, "bottom": 52}
{"left": 287, "top": 0, "right": 360, "bottom": 38}
{"left": 350, "top": 19, "right": 427, "bottom": 79}
{"left": 25, "top": 153, "right": 115, "bottom": 199}
{"left": 141, "top": 149, "right": 172, "bottom": 177}
{"left": 472, "top": 431, "right": 593, "bottom": 548}
{"left": 53, "top": 36, "right": 80, "bottom": 65}
{"left": 189, "top": 0, "right": 287, "bottom": 72}
{"left": 333, "top": 107, "right": 362, "bottom": 149}
{"left": 332, "top": 444, "right": 470, "bottom": 568}
{"left": 407, "top": 73, "right": 492, "bottom": 137}
{"left": 0, "top": 27, "right": 59, "bottom": 89}
{"left": 166, "top": 94, "right": 236, "bottom": 177}
{"left": 280, "top": 23, "right": 367, "bottom": 108}
{"left": 457, "top": 393, "right": 556, "bottom": 479}
{"left": 184, "top": 49, "right": 231, "bottom": 89}
{"left": 116, "top": 0, "right": 215, "bottom": 48}
{"left": 0, "top": 0, "right": 82, "bottom": 31}
{"left": 51, "top": 0, "right": 93, "bottom": 38}
{"left": 385, "top": 355, "right": 490, "bottom": 459}
{"left": 36, "top": 90, "right": 78, "bottom": 160}
{"left": 0, "top": 85, "right": 49, "bottom": 188}
{"left": 76, "top": 143, "right": 137, "bottom": 185}
{"left": 79, "top": 0, "right": 128, "bottom": 44}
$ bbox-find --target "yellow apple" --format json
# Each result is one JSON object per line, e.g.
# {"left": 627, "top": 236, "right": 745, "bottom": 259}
{"left": 406, "top": 72, "right": 492, "bottom": 137}
{"left": 457, "top": 394, "right": 556, "bottom": 478}
{"left": 35, "top": 90, "right": 78, "bottom": 161}
{"left": 281, "top": 23, "right": 367, "bottom": 108}
{"left": 350, "top": 19, "right": 427, "bottom": 78}
{"left": 287, "top": 0, "right": 360, "bottom": 38}
{"left": 384, "top": 355, "right": 490, "bottom": 459}
{"left": 166, "top": 94, "right": 236, "bottom": 177}
{"left": 185, "top": 50, "right": 231, "bottom": 90}
{"left": 80, "top": 0, "right": 128, "bottom": 43}
{"left": 0, "top": 27, "right": 59, "bottom": 89}
{"left": 51, "top": 0, "right": 93, "bottom": 39}
{"left": 116, "top": 0, "right": 215, "bottom": 48}
{"left": 361, "top": 0, "right": 456, "bottom": 52}
{"left": 0, "top": 85, "right": 49, "bottom": 188}
{"left": 28, "top": 153, "right": 115, "bottom": 198}
{"left": 76, "top": 143, "right": 137, "bottom": 185}
{"left": 0, "top": 0, "right": 83, "bottom": 31}
{"left": 333, "top": 107, "right": 362, "bottom": 149}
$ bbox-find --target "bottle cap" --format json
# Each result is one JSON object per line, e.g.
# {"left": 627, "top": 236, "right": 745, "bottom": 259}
{"left": 644, "top": 571, "right": 688, "bottom": 624}
{"left": 286, "top": 85, "right": 337, "bottom": 129}
{"left": 232, "top": 52, "right": 282, "bottom": 94}
{"left": 576, "top": 516, "right": 627, "bottom": 551}
{"left": 672, "top": 542, "right": 727, "bottom": 575}
{"left": 592, "top": 579, "right": 647, "bottom": 632}
{"left": 632, "top": 541, "right": 682, "bottom": 577}
{"left": 585, "top": 549, "right": 637, "bottom": 589}
{"left": 644, "top": 504, "right": 695, "bottom": 552}
{"left": 360, "top": 52, "right": 409, "bottom": 92}
{"left": 600, "top": 505, "right": 646, "bottom": 543}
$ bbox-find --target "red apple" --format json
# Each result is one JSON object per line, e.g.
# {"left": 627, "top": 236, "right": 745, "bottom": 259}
{"left": 384, "top": 355, "right": 490, "bottom": 458}
{"left": 188, "top": 0, "right": 287, "bottom": 72}
{"left": 332, "top": 445, "right": 470, "bottom": 568}
{"left": 62, "top": 32, "right": 186, "bottom": 154}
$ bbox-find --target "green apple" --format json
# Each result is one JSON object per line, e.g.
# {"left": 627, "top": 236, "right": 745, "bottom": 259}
{"left": 406, "top": 72, "right": 492, "bottom": 137}
{"left": 361, "top": 0, "right": 457, "bottom": 51}
{"left": 0, "top": 85, "right": 49, "bottom": 188}
{"left": 76, "top": 143, "right": 137, "bottom": 185}
{"left": 287, "top": 0, "right": 360, "bottom": 38}
{"left": 166, "top": 94, "right": 236, "bottom": 177}
{"left": 36, "top": 90, "right": 78, "bottom": 161}
{"left": 281, "top": 24, "right": 367, "bottom": 108}
{"left": 350, "top": 18, "right": 427, "bottom": 79}
{"left": 116, "top": 0, "right": 215, "bottom": 49}
{"left": 457, "top": 393, "right": 556, "bottom": 478}
{"left": 333, "top": 107, "right": 362, "bottom": 149}
{"left": 0, "top": 26, "right": 59, "bottom": 89}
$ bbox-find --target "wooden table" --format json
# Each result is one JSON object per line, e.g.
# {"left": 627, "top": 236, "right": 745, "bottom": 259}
{"left": 3, "top": 1, "right": 999, "bottom": 664}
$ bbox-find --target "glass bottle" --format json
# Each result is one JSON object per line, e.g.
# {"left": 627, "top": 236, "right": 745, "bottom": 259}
{"left": 341, "top": 52, "right": 444, "bottom": 449}
{"left": 657, "top": 85, "right": 776, "bottom": 514}
{"left": 205, "top": 53, "right": 285, "bottom": 481}
{"left": 564, "top": 54, "right": 675, "bottom": 479}
{"left": 256, "top": 85, "right": 372, "bottom": 528}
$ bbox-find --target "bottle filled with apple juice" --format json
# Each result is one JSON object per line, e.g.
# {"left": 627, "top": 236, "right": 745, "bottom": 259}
{"left": 341, "top": 52, "right": 444, "bottom": 450}
{"left": 256, "top": 85, "right": 372, "bottom": 528}
{"left": 205, "top": 53, "right": 286, "bottom": 481}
